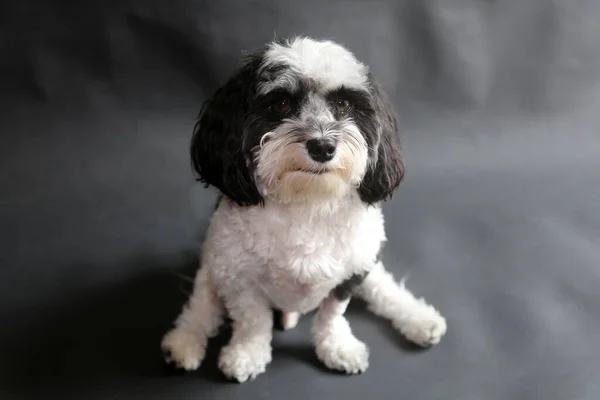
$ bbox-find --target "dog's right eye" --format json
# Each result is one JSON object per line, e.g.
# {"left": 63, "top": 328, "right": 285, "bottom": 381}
{"left": 270, "top": 97, "right": 292, "bottom": 115}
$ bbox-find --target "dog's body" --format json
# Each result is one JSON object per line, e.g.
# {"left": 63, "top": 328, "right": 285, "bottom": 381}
{"left": 162, "top": 37, "right": 447, "bottom": 382}
{"left": 209, "top": 193, "right": 384, "bottom": 315}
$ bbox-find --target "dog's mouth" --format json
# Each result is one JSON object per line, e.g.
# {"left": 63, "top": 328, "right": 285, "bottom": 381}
{"left": 293, "top": 168, "right": 330, "bottom": 175}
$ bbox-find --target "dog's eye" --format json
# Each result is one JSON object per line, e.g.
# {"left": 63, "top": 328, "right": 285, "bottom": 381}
{"left": 271, "top": 97, "right": 292, "bottom": 115}
{"left": 334, "top": 99, "right": 351, "bottom": 114}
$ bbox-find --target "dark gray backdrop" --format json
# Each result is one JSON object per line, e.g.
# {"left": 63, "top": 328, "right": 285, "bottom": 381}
{"left": 2, "top": 1, "right": 600, "bottom": 399}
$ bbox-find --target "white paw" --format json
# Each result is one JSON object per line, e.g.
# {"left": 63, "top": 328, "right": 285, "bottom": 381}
{"left": 161, "top": 328, "right": 206, "bottom": 371}
{"left": 218, "top": 343, "right": 272, "bottom": 383}
{"left": 316, "top": 334, "right": 370, "bottom": 374}
{"left": 396, "top": 303, "right": 447, "bottom": 347}
{"left": 281, "top": 311, "right": 300, "bottom": 331}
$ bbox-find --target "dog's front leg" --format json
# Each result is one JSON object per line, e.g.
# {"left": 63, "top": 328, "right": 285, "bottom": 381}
{"left": 312, "top": 291, "right": 369, "bottom": 374}
{"left": 218, "top": 290, "right": 273, "bottom": 383}
{"left": 161, "top": 267, "right": 223, "bottom": 371}
{"left": 356, "top": 262, "right": 447, "bottom": 347}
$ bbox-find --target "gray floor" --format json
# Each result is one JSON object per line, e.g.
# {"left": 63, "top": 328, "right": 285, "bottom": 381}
{"left": 2, "top": 1, "right": 600, "bottom": 399}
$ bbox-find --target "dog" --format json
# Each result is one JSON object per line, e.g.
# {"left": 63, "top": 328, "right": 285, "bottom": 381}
{"left": 161, "top": 36, "right": 447, "bottom": 382}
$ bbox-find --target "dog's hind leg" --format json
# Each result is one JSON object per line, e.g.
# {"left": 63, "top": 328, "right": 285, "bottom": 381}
{"left": 161, "top": 267, "right": 224, "bottom": 371}
{"left": 356, "top": 262, "right": 447, "bottom": 347}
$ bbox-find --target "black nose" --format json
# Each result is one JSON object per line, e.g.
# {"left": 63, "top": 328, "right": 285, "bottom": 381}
{"left": 306, "top": 138, "right": 336, "bottom": 163}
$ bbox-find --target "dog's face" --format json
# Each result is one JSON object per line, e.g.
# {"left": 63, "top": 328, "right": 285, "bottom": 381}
{"left": 191, "top": 37, "right": 405, "bottom": 206}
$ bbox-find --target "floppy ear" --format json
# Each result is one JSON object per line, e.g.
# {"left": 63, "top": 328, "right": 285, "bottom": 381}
{"left": 190, "top": 54, "right": 264, "bottom": 206}
{"left": 357, "top": 77, "right": 406, "bottom": 204}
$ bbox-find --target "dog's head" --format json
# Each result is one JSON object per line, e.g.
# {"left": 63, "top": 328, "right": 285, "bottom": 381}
{"left": 191, "top": 37, "right": 405, "bottom": 206}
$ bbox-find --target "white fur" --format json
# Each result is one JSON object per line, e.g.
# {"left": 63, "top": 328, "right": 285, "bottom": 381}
{"left": 357, "top": 262, "right": 447, "bottom": 347}
{"left": 254, "top": 38, "right": 371, "bottom": 205}
{"left": 313, "top": 294, "right": 369, "bottom": 374}
{"left": 207, "top": 194, "right": 384, "bottom": 315}
{"left": 255, "top": 120, "right": 369, "bottom": 204}
{"left": 259, "top": 37, "right": 370, "bottom": 95}
{"left": 217, "top": 289, "right": 273, "bottom": 383}
{"left": 162, "top": 37, "right": 447, "bottom": 382}
{"left": 161, "top": 267, "right": 223, "bottom": 370}
{"left": 163, "top": 192, "right": 447, "bottom": 381}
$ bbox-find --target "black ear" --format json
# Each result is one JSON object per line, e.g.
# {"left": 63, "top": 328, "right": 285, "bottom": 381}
{"left": 357, "top": 77, "right": 406, "bottom": 204}
{"left": 190, "top": 54, "right": 264, "bottom": 206}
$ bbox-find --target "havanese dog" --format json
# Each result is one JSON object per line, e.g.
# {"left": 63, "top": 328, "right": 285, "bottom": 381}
{"left": 161, "top": 36, "right": 447, "bottom": 382}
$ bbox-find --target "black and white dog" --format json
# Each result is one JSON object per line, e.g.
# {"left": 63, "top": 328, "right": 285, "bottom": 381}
{"left": 162, "top": 36, "right": 447, "bottom": 382}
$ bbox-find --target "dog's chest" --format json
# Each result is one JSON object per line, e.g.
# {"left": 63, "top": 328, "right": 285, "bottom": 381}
{"left": 240, "top": 202, "right": 385, "bottom": 310}
{"left": 256, "top": 219, "right": 352, "bottom": 311}
{"left": 261, "top": 218, "right": 348, "bottom": 284}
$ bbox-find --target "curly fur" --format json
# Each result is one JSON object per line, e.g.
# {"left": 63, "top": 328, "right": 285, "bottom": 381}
{"left": 162, "top": 36, "right": 446, "bottom": 382}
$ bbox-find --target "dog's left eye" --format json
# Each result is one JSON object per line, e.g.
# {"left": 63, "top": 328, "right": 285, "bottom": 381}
{"left": 334, "top": 99, "right": 351, "bottom": 114}
{"left": 270, "top": 97, "right": 292, "bottom": 115}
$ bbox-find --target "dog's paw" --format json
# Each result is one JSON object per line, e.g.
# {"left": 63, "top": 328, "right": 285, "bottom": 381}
{"left": 161, "top": 328, "right": 205, "bottom": 371}
{"left": 218, "top": 343, "right": 272, "bottom": 383}
{"left": 396, "top": 304, "right": 447, "bottom": 347}
{"left": 316, "top": 334, "right": 370, "bottom": 375}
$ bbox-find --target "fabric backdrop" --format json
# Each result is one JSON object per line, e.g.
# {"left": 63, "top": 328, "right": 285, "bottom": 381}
{"left": 2, "top": 1, "right": 599, "bottom": 399}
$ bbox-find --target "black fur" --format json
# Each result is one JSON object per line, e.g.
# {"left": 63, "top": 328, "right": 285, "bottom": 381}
{"left": 191, "top": 41, "right": 404, "bottom": 207}
{"left": 190, "top": 49, "right": 308, "bottom": 206}
{"left": 326, "top": 87, "right": 375, "bottom": 123}
{"left": 324, "top": 86, "right": 379, "bottom": 157}
{"left": 190, "top": 52, "right": 266, "bottom": 206}
{"left": 357, "top": 76, "right": 406, "bottom": 205}
{"left": 333, "top": 238, "right": 384, "bottom": 301}
{"left": 333, "top": 272, "right": 369, "bottom": 301}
